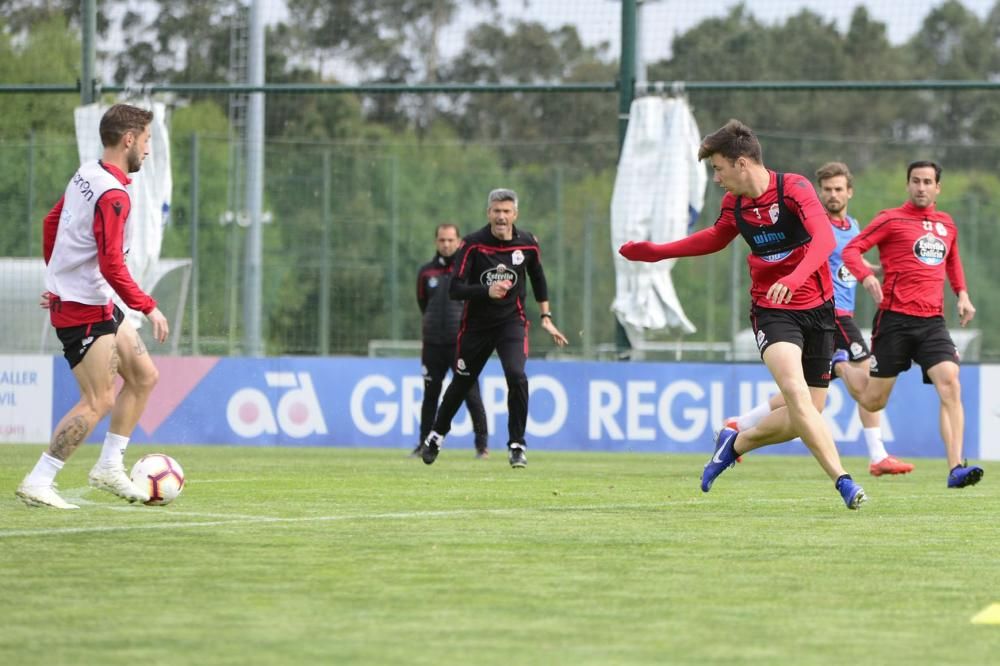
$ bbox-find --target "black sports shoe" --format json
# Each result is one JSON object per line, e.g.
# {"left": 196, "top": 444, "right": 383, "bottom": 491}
{"left": 508, "top": 444, "right": 527, "bottom": 469}
{"left": 410, "top": 443, "right": 425, "bottom": 458}
{"left": 422, "top": 432, "right": 443, "bottom": 465}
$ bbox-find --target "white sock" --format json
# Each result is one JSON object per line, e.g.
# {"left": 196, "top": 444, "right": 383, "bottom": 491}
{"left": 737, "top": 401, "right": 772, "bottom": 431}
{"left": 98, "top": 432, "right": 130, "bottom": 467}
{"left": 25, "top": 452, "right": 64, "bottom": 487}
{"left": 864, "top": 427, "right": 888, "bottom": 463}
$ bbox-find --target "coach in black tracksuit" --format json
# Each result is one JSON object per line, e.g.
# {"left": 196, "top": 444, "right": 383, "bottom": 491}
{"left": 415, "top": 224, "right": 489, "bottom": 457}
{"left": 421, "top": 189, "right": 568, "bottom": 469}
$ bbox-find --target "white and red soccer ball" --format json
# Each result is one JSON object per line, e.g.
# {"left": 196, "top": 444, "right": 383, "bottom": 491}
{"left": 130, "top": 454, "right": 185, "bottom": 506}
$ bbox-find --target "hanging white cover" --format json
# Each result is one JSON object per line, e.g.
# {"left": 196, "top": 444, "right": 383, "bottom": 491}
{"left": 610, "top": 96, "right": 706, "bottom": 341}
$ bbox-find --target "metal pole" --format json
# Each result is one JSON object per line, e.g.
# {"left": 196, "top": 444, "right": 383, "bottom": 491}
{"left": 243, "top": 0, "right": 265, "bottom": 356}
{"left": 319, "top": 151, "right": 332, "bottom": 355}
{"left": 615, "top": 0, "right": 637, "bottom": 356}
{"left": 190, "top": 133, "right": 200, "bottom": 355}
{"left": 583, "top": 204, "right": 595, "bottom": 358}
{"left": 555, "top": 165, "right": 565, "bottom": 332}
{"left": 26, "top": 129, "right": 35, "bottom": 256}
{"left": 618, "top": 0, "right": 636, "bottom": 151}
{"left": 389, "top": 154, "right": 401, "bottom": 340}
{"left": 81, "top": 0, "right": 96, "bottom": 104}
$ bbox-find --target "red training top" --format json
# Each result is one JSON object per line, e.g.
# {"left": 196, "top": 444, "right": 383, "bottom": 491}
{"left": 841, "top": 201, "right": 966, "bottom": 317}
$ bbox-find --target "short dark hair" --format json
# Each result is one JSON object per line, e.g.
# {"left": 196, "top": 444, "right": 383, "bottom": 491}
{"left": 99, "top": 104, "right": 153, "bottom": 148}
{"left": 698, "top": 119, "right": 762, "bottom": 163}
{"left": 815, "top": 161, "right": 853, "bottom": 188}
{"left": 435, "top": 223, "right": 460, "bottom": 237}
{"left": 907, "top": 160, "right": 942, "bottom": 183}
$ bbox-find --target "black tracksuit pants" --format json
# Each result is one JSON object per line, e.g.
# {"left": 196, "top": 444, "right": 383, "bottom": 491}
{"left": 432, "top": 319, "right": 528, "bottom": 447}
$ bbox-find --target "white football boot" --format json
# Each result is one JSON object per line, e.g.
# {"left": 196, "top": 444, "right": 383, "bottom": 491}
{"left": 89, "top": 462, "right": 150, "bottom": 503}
{"left": 16, "top": 482, "right": 80, "bottom": 509}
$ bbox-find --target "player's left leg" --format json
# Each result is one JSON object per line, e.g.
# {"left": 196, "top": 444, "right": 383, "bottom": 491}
{"left": 88, "top": 317, "right": 155, "bottom": 503}
{"left": 496, "top": 321, "right": 528, "bottom": 468}
{"left": 926, "top": 359, "right": 982, "bottom": 487}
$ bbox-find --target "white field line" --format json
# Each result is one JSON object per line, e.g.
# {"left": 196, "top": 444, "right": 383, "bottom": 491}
{"left": 0, "top": 503, "right": 668, "bottom": 540}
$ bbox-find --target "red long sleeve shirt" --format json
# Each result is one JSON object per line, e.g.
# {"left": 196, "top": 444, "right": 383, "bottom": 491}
{"left": 842, "top": 201, "right": 966, "bottom": 317}
{"left": 621, "top": 171, "right": 834, "bottom": 309}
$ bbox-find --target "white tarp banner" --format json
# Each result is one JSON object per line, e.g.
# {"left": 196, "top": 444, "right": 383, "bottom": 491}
{"left": 610, "top": 96, "right": 706, "bottom": 342}
{"left": 74, "top": 102, "right": 172, "bottom": 328}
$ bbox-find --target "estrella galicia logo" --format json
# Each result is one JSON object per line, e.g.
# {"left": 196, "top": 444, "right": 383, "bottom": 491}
{"left": 913, "top": 233, "right": 946, "bottom": 266}
{"left": 481, "top": 262, "right": 517, "bottom": 287}
{"left": 760, "top": 250, "right": 792, "bottom": 263}
{"left": 836, "top": 263, "right": 857, "bottom": 285}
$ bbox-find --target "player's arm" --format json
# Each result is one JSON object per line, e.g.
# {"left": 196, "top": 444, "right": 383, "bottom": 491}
{"left": 448, "top": 243, "right": 489, "bottom": 301}
{"left": 618, "top": 215, "right": 737, "bottom": 262}
{"left": 524, "top": 244, "right": 566, "bottom": 345}
{"left": 93, "top": 190, "right": 169, "bottom": 342}
{"left": 416, "top": 268, "right": 429, "bottom": 314}
{"left": 42, "top": 196, "right": 64, "bottom": 265}
{"left": 946, "top": 228, "right": 975, "bottom": 326}
{"left": 843, "top": 212, "right": 891, "bottom": 304}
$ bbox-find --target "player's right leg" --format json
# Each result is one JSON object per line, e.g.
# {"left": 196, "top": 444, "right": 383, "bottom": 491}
{"left": 16, "top": 334, "right": 118, "bottom": 509}
{"left": 422, "top": 330, "right": 494, "bottom": 465}
{"left": 414, "top": 343, "right": 449, "bottom": 456}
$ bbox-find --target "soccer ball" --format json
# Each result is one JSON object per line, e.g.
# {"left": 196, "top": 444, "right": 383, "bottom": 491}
{"left": 130, "top": 454, "right": 186, "bottom": 506}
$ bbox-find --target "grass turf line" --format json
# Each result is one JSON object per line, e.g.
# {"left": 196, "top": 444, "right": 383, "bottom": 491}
{"left": 1, "top": 445, "right": 998, "bottom": 665}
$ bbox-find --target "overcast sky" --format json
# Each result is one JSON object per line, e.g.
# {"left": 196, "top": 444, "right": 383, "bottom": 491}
{"left": 257, "top": 0, "right": 995, "bottom": 82}
{"left": 483, "top": 0, "right": 997, "bottom": 63}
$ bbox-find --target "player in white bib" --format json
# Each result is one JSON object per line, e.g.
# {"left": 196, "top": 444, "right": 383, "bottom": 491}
{"left": 16, "top": 104, "right": 170, "bottom": 509}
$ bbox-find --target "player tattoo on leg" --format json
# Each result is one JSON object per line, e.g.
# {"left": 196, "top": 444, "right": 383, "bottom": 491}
{"left": 134, "top": 336, "right": 147, "bottom": 356}
{"left": 50, "top": 415, "right": 89, "bottom": 461}
{"left": 109, "top": 343, "right": 120, "bottom": 376}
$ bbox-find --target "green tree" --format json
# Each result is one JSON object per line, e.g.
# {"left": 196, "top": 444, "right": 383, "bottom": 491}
{"left": 0, "top": 15, "right": 79, "bottom": 256}
{"left": 443, "top": 20, "right": 618, "bottom": 171}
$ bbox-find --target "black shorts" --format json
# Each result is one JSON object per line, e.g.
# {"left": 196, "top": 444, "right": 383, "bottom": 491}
{"left": 834, "top": 314, "right": 870, "bottom": 362}
{"left": 750, "top": 300, "right": 835, "bottom": 388}
{"left": 55, "top": 305, "right": 124, "bottom": 369}
{"left": 869, "top": 310, "right": 959, "bottom": 384}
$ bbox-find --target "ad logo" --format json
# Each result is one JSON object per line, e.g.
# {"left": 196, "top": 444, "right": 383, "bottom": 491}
{"left": 227, "top": 372, "right": 328, "bottom": 439}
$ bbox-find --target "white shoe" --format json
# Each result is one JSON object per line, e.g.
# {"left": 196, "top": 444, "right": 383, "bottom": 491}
{"left": 16, "top": 482, "right": 80, "bottom": 509}
{"left": 89, "top": 462, "right": 150, "bottom": 503}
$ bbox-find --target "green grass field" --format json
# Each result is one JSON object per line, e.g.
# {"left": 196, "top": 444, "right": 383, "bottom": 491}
{"left": 2, "top": 445, "right": 998, "bottom": 665}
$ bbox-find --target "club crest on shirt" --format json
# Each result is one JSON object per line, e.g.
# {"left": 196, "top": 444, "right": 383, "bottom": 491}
{"left": 934, "top": 222, "right": 948, "bottom": 237}
{"left": 836, "top": 263, "right": 857, "bottom": 285}
{"left": 913, "top": 233, "right": 946, "bottom": 266}
{"left": 768, "top": 203, "right": 780, "bottom": 225}
{"left": 428, "top": 276, "right": 439, "bottom": 288}
{"left": 511, "top": 250, "right": 524, "bottom": 266}
{"left": 481, "top": 263, "right": 518, "bottom": 287}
